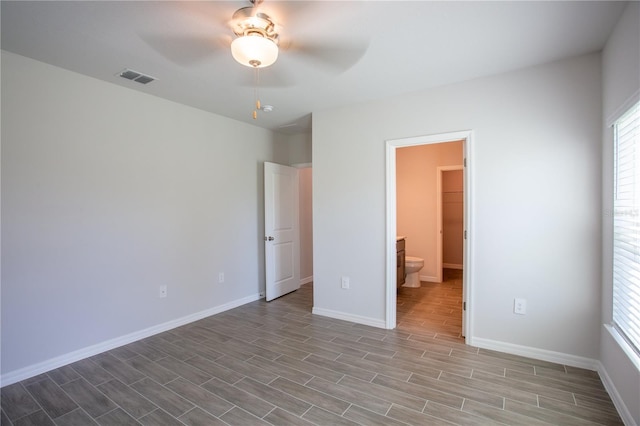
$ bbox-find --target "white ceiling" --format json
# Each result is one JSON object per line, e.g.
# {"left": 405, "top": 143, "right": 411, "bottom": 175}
{"left": 1, "top": 1, "right": 627, "bottom": 134}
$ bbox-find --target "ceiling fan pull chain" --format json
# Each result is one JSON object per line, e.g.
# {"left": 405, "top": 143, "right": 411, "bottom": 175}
{"left": 253, "top": 67, "right": 261, "bottom": 119}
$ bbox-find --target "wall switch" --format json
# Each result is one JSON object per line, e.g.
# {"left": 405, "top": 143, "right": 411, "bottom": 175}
{"left": 159, "top": 285, "right": 167, "bottom": 298}
{"left": 218, "top": 272, "right": 225, "bottom": 283}
{"left": 341, "top": 276, "right": 350, "bottom": 289}
{"left": 514, "top": 298, "right": 526, "bottom": 315}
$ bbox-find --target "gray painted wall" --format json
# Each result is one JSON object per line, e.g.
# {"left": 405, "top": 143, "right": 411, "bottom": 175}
{"left": 1, "top": 51, "right": 282, "bottom": 377}
{"left": 313, "top": 52, "right": 602, "bottom": 359}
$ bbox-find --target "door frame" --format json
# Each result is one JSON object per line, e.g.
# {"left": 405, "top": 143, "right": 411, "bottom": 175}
{"left": 385, "top": 130, "right": 474, "bottom": 343}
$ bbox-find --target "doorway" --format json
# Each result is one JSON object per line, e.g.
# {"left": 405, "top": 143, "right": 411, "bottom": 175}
{"left": 385, "top": 131, "right": 473, "bottom": 342}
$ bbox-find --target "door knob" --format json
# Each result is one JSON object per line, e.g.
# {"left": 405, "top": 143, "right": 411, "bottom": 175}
{"left": 264, "top": 236, "right": 274, "bottom": 241}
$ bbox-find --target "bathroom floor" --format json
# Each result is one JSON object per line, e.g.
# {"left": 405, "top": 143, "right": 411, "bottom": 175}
{"left": 397, "top": 268, "right": 463, "bottom": 340}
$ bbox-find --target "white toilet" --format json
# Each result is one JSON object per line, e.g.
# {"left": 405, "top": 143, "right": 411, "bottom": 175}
{"left": 404, "top": 256, "right": 424, "bottom": 288}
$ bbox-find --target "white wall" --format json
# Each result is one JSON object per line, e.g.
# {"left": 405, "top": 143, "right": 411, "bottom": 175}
{"left": 1, "top": 51, "right": 282, "bottom": 380}
{"left": 601, "top": 2, "right": 640, "bottom": 424}
{"left": 313, "top": 52, "right": 602, "bottom": 359}
{"left": 275, "top": 132, "right": 312, "bottom": 166}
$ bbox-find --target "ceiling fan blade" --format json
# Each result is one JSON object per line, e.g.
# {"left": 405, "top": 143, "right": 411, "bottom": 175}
{"left": 138, "top": 33, "right": 231, "bottom": 66}
{"left": 284, "top": 40, "right": 370, "bottom": 73}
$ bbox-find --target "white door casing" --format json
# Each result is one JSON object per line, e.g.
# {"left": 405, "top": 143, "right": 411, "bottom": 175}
{"left": 264, "top": 162, "right": 300, "bottom": 301}
{"left": 385, "top": 130, "right": 473, "bottom": 343}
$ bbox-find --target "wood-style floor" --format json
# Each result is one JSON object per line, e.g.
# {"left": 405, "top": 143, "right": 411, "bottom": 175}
{"left": 1, "top": 272, "right": 623, "bottom": 425}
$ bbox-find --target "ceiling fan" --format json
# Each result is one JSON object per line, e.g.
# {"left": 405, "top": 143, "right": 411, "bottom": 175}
{"left": 229, "top": 0, "right": 280, "bottom": 69}
{"left": 140, "top": 0, "right": 368, "bottom": 119}
{"left": 140, "top": 0, "right": 369, "bottom": 85}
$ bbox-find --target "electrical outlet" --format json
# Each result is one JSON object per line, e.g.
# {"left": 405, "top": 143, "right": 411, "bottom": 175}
{"left": 341, "top": 276, "right": 350, "bottom": 289}
{"left": 514, "top": 298, "right": 526, "bottom": 315}
{"left": 218, "top": 272, "right": 225, "bottom": 283}
{"left": 159, "top": 285, "right": 167, "bottom": 298}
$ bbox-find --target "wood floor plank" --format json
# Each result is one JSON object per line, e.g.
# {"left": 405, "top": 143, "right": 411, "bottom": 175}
{"left": 24, "top": 378, "right": 78, "bottom": 419}
{"left": 334, "top": 353, "right": 412, "bottom": 381}
{"left": 233, "top": 377, "right": 311, "bottom": 416}
{"left": 182, "top": 355, "right": 244, "bottom": 385}
{"left": 178, "top": 407, "right": 227, "bottom": 426}
{"left": 130, "top": 378, "right": 194, "bottom": 418}
{"left": 386, "top": 404, "right": 461, "bottom": 426}
{"left": 54, "top": 408, "right": 100, "bottom": 426}
{"left": 304, "top": 376, "right": 392, "bottom": 415}
{"left": 263, "top": 407, "right": 315, "bottom": 426}
{"left": 373, "top": 374, "right": 465, "bottom": 409}
{"left": 1, "top": 383, "right": 41, "bottom": 422}
{"left": 89, "top": 354, "right": 146, "bottom": 386}
{"left": 12, "top": 410, "right": 56, "bottom": 426}
{"left": 337, "top": 375, "right": 427, "bottom": 412}
{"left": 438, "top": 371, "right": 538, "bottom": 405}
{"left": 96, "top": 379, "right": 157, "bottom": 419}
{"left": 269, "top": 377, "right": 351, "bottom": 415}
{"left": 47, "top": 365, "right": 80, "bottom": 386}
{"left": 342, "top": 405, "right": 407, "bottom": 426}
{"left": 69, "top": 359, "right": 114, "bottom": 386}
{"left": 504, "top": 398, "right": 604, "bottom": 426}
{"left": 422, "top": 400, "right": 504, "bottom": 426}
{"left": 302, "top": 406, "right": 361, "bottom": 426}
{"left": 218, "top": 406, "right": 271, "bottom": 425}
{"left": 95, "top": 407, "right": 141, "bottom": 426}
{"left": 244, "top": 354, "right": 314, "bottom": 385}
{"left": 164, "top": 377, "right": 234, "bottom": 417}
{"left": 124, "top": 356, "right": 179, "bottom": 385}
{"left": 60, "top": 378, "right": 117, "bottom": 418}
{"left": 200, "top": 378, "right": 275, "bottom": 418}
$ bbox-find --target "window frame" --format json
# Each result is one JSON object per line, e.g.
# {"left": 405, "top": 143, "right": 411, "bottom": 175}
{"left": 612, "top": 100, "right": 640, "bottom": 359}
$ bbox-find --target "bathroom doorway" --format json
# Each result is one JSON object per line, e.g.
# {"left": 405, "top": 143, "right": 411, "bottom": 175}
{"left": 385, "top": 131, "right": 472, "bottom": 342}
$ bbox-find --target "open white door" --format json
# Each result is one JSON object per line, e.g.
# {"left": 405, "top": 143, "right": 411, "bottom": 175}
{"left": 264, "top": 162, "right": 300, "bottom": 301}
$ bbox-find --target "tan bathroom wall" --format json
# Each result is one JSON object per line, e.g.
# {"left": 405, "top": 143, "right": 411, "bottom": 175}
{"left": 396, "top": 141, "right": 463, "bottom": 282}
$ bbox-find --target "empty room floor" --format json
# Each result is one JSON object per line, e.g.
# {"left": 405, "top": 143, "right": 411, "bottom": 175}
{"left": 1, "top": 280, "right": 623, "bottom": 425}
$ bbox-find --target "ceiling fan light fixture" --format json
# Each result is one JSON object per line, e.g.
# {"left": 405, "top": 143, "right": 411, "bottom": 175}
{"left": 231, "top": 35, "right": 278, "bottom": 68}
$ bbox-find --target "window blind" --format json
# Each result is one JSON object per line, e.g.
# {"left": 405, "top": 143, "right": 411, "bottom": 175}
{"left": 613, "top": 101, "right": 640, "bottom": 355}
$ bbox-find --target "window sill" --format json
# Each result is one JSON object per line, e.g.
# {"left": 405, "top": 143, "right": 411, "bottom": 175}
{"left": 605, "top": 324, "right": 640, "bottom": 372}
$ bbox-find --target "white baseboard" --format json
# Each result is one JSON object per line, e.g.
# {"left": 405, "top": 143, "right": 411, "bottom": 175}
{"left": 443, "top": 263, "right": 463, "bottom": 270}
{"left": 0, "top": 293, "right": 262, "bottom": 387}
{"left": 597, "top": 360, "right": 638, "bottom": 426}
{"left": 300, "top": 275, "right": 313, "bottom": 285}
{"left": 421, "top": 274, "right": 439, "bottom": 283}
{"left": 312, "top": 307, "right": 386, "bottom": 329}
{"left": 469, "top": 337, "right": 600, "bottom": 370}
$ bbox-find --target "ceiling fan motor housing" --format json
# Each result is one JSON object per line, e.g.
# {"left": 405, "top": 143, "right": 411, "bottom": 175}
{"left": 230, "top": 7, "right": 279, "bottom": 68}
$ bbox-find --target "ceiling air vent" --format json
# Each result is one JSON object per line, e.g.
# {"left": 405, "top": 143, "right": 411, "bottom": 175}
{"left": 117, "top": 68, "right": 156, "bottom": 84}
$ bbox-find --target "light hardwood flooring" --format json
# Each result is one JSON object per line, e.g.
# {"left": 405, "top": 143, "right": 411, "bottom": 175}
{"left": 1, "top": 275, "right": 623, "bottom": 425}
